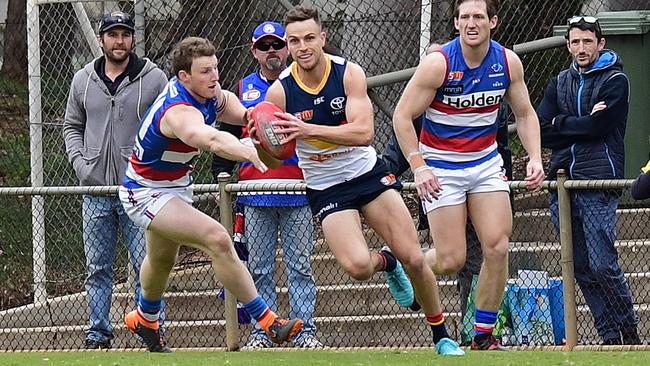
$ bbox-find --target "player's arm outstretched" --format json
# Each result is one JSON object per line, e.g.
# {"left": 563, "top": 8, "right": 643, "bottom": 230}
{"left": 504, "top": 49, "right": 544, "bottom": 190}
{"left": 269, "top": 62, "right": 375, "bottom": 147}
{"left": 161, "top": 104, "right": 267, "bottom": 173}
{"left": 393, "top": 51, "right": 446, "bottom": 202}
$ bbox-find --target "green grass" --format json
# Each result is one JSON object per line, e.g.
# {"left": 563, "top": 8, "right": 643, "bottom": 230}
{"left": 2, "top": 350, "right": 649, "bottom": 366}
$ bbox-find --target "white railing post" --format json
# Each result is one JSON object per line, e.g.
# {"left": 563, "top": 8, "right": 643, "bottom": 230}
{"left": 27, "top": 0, "right": 47, "bottom": 305}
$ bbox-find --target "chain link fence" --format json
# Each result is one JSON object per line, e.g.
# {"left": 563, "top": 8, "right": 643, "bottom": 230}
{"left": 0, "top": 0, "right": 649, "bottom": 351}
{"left": 1, "top": 181, "right": 649, "bottom": 350}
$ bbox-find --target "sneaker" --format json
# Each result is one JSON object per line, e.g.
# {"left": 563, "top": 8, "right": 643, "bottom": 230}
{"left": 294, "top": 334, "right": 324, "bottom": 348}
{"left": 381, "top": 246, "right": 415, "bottom": 308}
{"left": 243, "top": 335, "right": 275, "bottom": 349}
{"left": 602, "top": 336, "right": 622, "bottom": 345}
{"left": 435, "top": 337, "right": 465, "bottom": 356}
{"left": 471, "top": 334, "right": 508, "bottom": 351}
{"left": 124, "top": 310, "right": 172, "bottom": 353}
{"left": 622, "top": 329, "right": 641, "bottom": 345}
{"left": 262, "top": 316, "right": 304, "bottom": 344}
{"left": 84, "top": 338, "right": 111, "bottom": 350}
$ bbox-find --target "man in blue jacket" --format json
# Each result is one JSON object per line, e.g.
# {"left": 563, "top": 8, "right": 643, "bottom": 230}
{"left": 631, "top": 156, "right": 650, "bottom": 200}
{"left": 537, "top": 16, "right": 639, "bottom": 345}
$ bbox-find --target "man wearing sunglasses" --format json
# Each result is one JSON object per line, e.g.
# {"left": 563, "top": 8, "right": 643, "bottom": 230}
{"left": 211, "top": 21, "right": 320, "bottom": 349}
{"left": 537, "top": 15, "right": 640, "bottom": 345}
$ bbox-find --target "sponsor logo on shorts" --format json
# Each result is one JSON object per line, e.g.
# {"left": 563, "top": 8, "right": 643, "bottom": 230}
{"left": 500, "top": 167, "right": 508, "bottom": 181}
{"left": 317, "top": 202, "right": 338, "bottom": 217}
{"left": 380, "top": 173, "right": 397, "bottom": 186}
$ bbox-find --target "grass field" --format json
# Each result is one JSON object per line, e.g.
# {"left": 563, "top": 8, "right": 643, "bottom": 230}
{"left": 2, "top": 350, "right": 649, "bottom": 366}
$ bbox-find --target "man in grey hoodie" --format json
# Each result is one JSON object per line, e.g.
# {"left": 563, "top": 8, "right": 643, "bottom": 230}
{"left": 63, "top": 11, "right": 168, "bottom": 349}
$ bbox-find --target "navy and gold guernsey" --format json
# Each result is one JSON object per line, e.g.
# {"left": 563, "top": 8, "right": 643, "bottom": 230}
{"left": 279, "top": 54, "right": 377, "bottom": 190}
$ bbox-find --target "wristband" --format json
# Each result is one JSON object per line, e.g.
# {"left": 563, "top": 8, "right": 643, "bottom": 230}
{"left": 409, "top": 154, "right": 426, "bottom": 170}
{"left": 406, "top": 151, "right": 422, "bottom": 164}
{"left": 413, "top": 165, "right": 430, "bottom": 175}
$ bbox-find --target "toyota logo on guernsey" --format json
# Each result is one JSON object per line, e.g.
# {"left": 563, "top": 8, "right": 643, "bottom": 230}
{"left": 330, "top": 96, "right": 345, "bottom": 110}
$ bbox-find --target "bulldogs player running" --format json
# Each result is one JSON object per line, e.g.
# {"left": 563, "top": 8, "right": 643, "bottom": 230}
{"left": 393, "top": 0, "right": 544, "bottom": 350}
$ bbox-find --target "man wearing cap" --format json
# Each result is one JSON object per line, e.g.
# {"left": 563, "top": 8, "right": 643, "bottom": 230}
{"left": 537, "top": 15, "right": 639, "bottom": 345}
{"left": 211, "top": 21, "right": 320, "bottom": 349}
{"left": 63, "top": 10, "right": 168, "bottom": 349}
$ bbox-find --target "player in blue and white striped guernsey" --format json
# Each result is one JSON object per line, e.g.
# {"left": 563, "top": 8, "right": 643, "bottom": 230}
{"left": 393, "top": 0, "right": 544, "bottom": 350}
{"left": 119, "top": 37, "right": 303, "bottom": 351}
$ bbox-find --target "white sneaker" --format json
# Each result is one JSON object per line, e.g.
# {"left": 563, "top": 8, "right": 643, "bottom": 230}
{"left": 243, "top": 335, "right": 274, "bottom": 349}
{"left": 294, "top": 334, "right": 324, "bottom": 348}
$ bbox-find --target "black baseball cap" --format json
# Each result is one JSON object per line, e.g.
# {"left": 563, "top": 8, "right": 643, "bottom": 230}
{"left": 98, "top": 11, "right": 135, "bottom": 34}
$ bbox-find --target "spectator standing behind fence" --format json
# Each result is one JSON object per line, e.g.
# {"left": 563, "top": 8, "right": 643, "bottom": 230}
{"left": 630, "top": 156, "right": 650, "bottom": 200}
{"left": 62, "top": 11, "right": 168, "bottom": 350}
{"left": 393, "top": 0, "right": 544, "bottom": 351}
{"left": 118, "top": 37, "right": 303, "bottom": 352}
{"left": 537, "top": 16, "right": 640, "bottom": 345}
{"left": 264, "top": 5, "right": 464, "bottom": 355}
{"left": 211, "top": 21, "right": 320, "bottom": 349}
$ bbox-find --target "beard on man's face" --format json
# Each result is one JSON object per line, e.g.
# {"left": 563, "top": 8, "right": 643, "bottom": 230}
{"left": 105, "top": 48, "right": 131, "bottom": 64}
{"left": 266, "top": 57, "right": 283, "bottom": 71}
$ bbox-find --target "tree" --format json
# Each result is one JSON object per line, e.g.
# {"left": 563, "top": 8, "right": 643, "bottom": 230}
{"left": 1, "top": 0, "right": 27, "bottom": 82}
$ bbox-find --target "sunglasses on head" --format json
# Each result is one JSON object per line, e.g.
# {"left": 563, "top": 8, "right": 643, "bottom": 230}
{"left": 255, "top": 39, "right": 286, "bottom": 51}
{"left": 568, "top": 15, "right": 599, "bottom": 25}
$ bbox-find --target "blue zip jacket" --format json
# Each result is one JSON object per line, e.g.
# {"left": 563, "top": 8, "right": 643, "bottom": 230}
{"left": 537, "top": 49, "right": 628, "bottom": 180}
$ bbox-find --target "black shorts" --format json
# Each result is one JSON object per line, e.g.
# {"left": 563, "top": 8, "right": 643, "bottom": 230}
{"left": 306, "top": 159, "right": 402, "bottom": 221}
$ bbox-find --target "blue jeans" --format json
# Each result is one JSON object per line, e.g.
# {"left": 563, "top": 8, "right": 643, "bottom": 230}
{"left": 244, "top": 205, "right": 317, "bottom": 340}
{"left": 550, "top": 191, "right": 638, "bottom": 341}
{"left": 83, "top": 195, "right": 164, "bottom": 342}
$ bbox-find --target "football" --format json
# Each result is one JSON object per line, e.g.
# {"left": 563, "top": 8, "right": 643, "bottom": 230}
{"left": 250, "top": 101, "right": 296, "bottom": 160}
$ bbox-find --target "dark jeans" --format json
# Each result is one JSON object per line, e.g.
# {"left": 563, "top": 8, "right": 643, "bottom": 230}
{"left": 550, "top": 191, "right": 638, "bottom": 341}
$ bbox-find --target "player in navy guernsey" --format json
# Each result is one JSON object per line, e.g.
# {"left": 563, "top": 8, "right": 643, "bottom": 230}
{"left": 119, "top": 37, "right": 303, "bottom": 351}
{"left": 260, "top": 5, "right": 464, "bottom": 355}
{"left": 393, "top": 0, "right": 544, "bottom": 351}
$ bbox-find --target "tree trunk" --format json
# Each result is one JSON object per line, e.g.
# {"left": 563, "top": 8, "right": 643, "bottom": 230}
{"left": 1, "top": 0, "right": 27, "bottom": 82}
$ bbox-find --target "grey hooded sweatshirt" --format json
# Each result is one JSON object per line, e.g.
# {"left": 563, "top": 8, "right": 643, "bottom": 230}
{"left": 63, "top": 54, "right": 167, "bottom": 186}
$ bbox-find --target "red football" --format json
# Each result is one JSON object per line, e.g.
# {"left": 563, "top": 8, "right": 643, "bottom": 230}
{"left": 251, "top": 101, "right": 296, "bottom": 160}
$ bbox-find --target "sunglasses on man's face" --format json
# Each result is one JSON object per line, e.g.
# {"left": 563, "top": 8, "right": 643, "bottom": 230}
{"left": 255, "top": 39, "right": 286, "bottom": 51}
